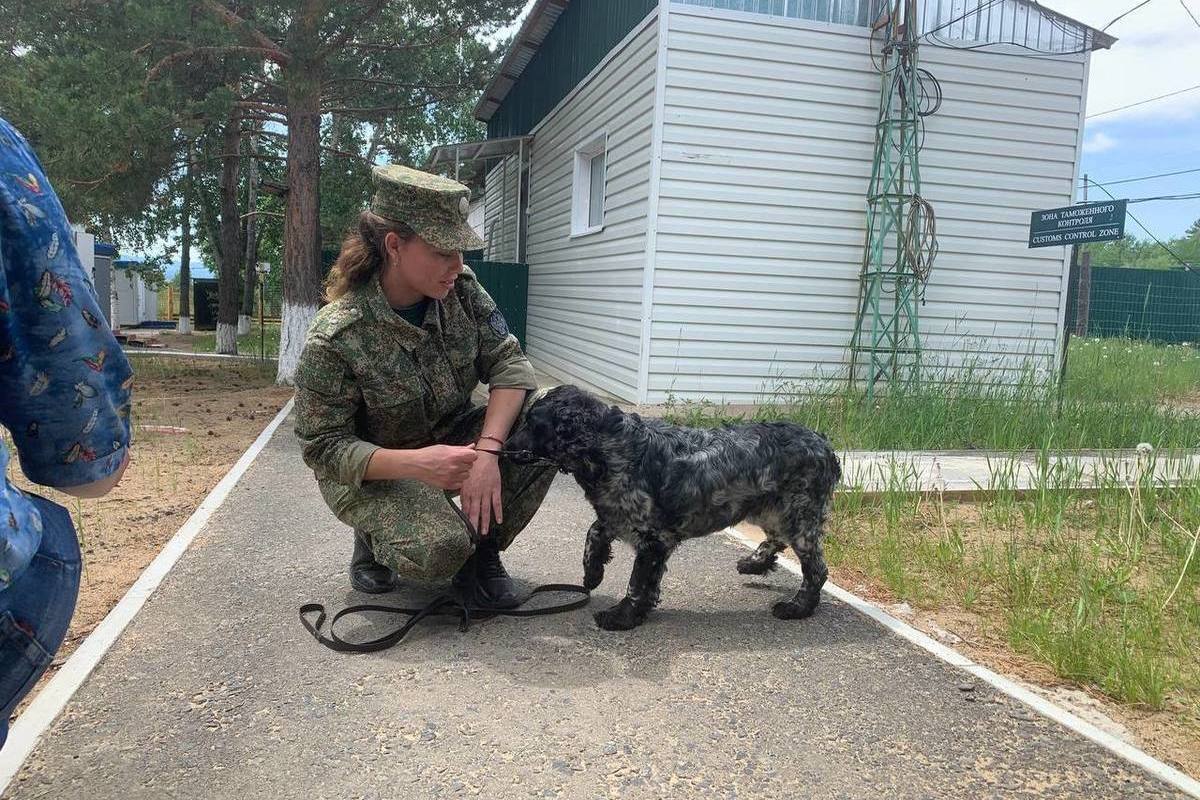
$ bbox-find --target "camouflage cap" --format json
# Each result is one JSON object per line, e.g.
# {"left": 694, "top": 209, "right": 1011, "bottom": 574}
{"left": 370, "top": 164, "right": 485, "bottom": 252}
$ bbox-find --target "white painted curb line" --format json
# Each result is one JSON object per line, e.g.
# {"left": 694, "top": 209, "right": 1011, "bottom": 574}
{"left": 123, "top": 349, "right": 277, "bottom": 362}
{"left": 721, "top": 527, "right": 1200, "bottom": 799}
{"left": 0, "top": 398, "right": 295, "bottom": 792}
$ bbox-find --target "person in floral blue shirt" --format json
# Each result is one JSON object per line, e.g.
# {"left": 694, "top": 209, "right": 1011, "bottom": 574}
{"left": 0, "top": 116, "right": 133, "bottom": 747}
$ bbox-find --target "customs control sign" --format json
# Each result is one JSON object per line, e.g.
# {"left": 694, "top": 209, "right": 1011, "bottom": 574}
{"left": 1029, "top": 200, "right": 1126, "bottom": 248}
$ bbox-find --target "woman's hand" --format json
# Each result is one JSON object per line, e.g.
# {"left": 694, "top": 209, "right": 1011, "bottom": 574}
{"left": 415, "top": 445, "right": 478, "bottom": 490}
{"left": 460, "top": 451, "right": 503, "bottom": 538}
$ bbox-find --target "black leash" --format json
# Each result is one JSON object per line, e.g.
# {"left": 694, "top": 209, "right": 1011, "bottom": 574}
{"left": 473, "top": 446, "right": 565, "bottom": 472}
{"left": 300, "top": 447, "right": 588, "bottom": 654}
{"left": 299, "top": 583, "right": 591, "bottom": 653}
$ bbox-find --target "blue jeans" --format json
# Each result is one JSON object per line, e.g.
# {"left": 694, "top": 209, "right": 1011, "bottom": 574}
{"left": 0, "top": 495, "right": 80, "bottom": 749}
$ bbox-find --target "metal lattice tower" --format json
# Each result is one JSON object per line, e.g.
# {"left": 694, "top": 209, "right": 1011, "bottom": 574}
{"left": 848, "top": 0, "right": 934, "bottom": 396}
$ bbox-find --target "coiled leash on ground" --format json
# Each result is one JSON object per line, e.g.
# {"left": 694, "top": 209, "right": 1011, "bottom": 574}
{"left": 300, "top": 448, "right": 589, "bottom": 654}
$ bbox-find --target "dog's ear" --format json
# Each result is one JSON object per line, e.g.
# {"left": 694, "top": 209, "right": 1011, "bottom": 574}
{"left": 601, "top": 405, "right": 624, "bottom": 431}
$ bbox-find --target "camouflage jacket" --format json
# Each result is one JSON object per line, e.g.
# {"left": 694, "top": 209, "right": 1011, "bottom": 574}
{"left": 293, "top": 267, "right": 536, "bottom": 488}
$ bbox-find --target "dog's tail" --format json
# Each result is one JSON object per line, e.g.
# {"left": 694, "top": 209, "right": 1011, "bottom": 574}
{"left": 818, "top": 432, "right": 843, "bottom": 488}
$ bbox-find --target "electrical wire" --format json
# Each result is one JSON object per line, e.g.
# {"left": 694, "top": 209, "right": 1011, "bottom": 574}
{"left": 919, "top": 0, "right": 1091, "bottom": 56}
{"left": 1082, "top": 166, "right": 1200, "bottom": 187}
{"left": 923, "top": 29, "right": 1092, "bottom": 57}
{"left": 867, "top": 1, "right": 890, "bottom": 73}
{"left": 920, "top": 0, "right": 1006, "bottom": 38}
{"left": 1029, "top": 0, "right": 1095, "bottom": 53}
{"left": 1126, "top": 192, "right": 1200, "bottom": 203}
{"left": 1086, "top": 83, "right": 1200, "bottom": 118}
{"left": 922, "top": 28, "right": 1091, "bottom": 57}
{"left": 1091, "top": 181, "right": 1200, "bottom": 278}
{"left": 916, "top": 68, "right": 943, "bottom": 116}
{"left": 904, "top": 195, "right": 938, "bottom": 286}
{"left": 1102, "top": 0, "right": 1155, "bottom": 31}
{"left": 1180, "top": 0, "right": 1200, "bottom": 28}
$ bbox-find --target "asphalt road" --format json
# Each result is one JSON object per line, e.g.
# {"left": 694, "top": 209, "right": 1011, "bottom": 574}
{"left": 5, "top": 416, "right": 1187, "bottom": 799}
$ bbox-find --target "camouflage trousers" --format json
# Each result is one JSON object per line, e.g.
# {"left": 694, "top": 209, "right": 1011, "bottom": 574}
{"left": 318, "top": 391, "right": 556, "bottom": 584}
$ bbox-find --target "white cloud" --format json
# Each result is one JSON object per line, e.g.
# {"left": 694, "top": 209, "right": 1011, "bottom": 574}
{"left": 1046, "top": 1, "right": 1200, "bottom": 124}
{"left": 1083, "top": 131, "right": 1117, "bottom": 153}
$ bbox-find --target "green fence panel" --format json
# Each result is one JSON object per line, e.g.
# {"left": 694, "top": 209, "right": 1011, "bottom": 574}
{"left": 1087, "top": 267, "right": 1200, "bottom": 344}
{"left": 467, "top": 260, "right": 529, "bottom": 350}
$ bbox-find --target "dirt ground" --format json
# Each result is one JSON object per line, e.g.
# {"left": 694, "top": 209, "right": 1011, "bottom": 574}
{"left": 735, "top": 521, "right": 1200, "bottom": 779}
{"left": 142, "top": 330, "right": 219, "bottom": 353}
{"left": 1172, "top": 392, "right": 1200, "bottom": 414}
{"left": 6, "top": 355, "right": 293, "bottom": 717}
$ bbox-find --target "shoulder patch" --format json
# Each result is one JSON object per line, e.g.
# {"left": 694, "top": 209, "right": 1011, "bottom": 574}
{"left": 486, "top": 308, "right": 510, "bottom": 338}
{"left": 310, "top": 305, "right": 362, "bottom": 338}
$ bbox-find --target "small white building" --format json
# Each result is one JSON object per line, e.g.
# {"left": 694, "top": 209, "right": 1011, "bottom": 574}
{"left": 111, "top": 259, "right": 159, "bottom": 328}
{"left": 70, "top": 225, "right": 96, "bottom": 281}
{"left": 433, "top": 0, "right": 1113, "bottom": 404}
{"left": 70, "top": 227, "right": 119, "bottom": 326}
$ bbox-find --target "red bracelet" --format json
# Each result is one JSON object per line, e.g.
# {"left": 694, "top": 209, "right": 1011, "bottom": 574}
{"left": 479, "top": 434, "right": 505, "bottom": 446}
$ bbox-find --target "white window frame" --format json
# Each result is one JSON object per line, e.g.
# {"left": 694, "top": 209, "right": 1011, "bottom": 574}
{"left": 570, "top": 130, "right": 607, "bottom": 238}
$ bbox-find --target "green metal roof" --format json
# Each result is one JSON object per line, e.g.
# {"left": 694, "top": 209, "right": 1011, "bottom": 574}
{"left": 477, "top": 0, "right": 1113, "bottom": 140}
{"left": 479, "top": 0, "right": 658, "bottom": 139}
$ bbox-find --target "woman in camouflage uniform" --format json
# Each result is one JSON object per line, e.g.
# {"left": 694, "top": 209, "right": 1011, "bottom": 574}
{"left": 293, "top": 165, "right": 555, "bottom": 608}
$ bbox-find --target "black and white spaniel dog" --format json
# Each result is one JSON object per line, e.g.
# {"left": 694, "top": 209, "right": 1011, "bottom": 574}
{"left": 506, "top": 385, "right": 841, "bottom": 631}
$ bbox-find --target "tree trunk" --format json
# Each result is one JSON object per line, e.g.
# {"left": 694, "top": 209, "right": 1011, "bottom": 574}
{"left": 239, "top": 125, "right": 260, "bottom": 336}
{"left": 277, "top": 70, "right": 323, "bottom": 383}
{"left": 216, "top": 108, "right": 242, "bottom": 355}
{"left": 177, "top": 143, "right": 194, "bottom": 335}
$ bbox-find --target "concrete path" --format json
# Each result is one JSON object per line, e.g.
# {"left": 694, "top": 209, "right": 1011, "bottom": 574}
{"left": 838, "top": 448, "right": 1200, "bottom": 496}
{"left": 3, "top": 416, "right": 1193, "bottom": 799}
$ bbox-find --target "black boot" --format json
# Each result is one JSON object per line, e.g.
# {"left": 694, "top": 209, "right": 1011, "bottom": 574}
{"left": 350, "top": 534, "right": 397, "bottom": 594}
{"left": 452, "top": 538, "right": 520, "bottom": 610}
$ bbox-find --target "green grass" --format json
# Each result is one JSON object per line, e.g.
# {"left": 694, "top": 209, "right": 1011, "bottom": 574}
{"left": 825, "top": 459, "right": 1200, "bottom": 713}
{"left": 664, "top": 338, "right": 1200, "bottom": 451}
{"left": 1066, "top": 337, "right": 1200, "bottom": 405}
{"left": 191, "top": 321, "right": 281, "bottom": 358}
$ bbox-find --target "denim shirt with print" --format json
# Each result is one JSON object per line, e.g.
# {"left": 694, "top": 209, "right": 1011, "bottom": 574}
{"left": 0, "top": 117, "right": 133, "bottom": 590}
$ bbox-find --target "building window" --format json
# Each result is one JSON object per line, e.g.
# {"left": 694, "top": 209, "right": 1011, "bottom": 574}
{"left": 572, "top": 131, "right": 606, "bottom": 237}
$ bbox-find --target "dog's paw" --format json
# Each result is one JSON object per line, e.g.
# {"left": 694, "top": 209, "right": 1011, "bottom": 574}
{"left": 582, "top": 563, "right": 605, "bottom": 591}
{"left": 593, "top": 601, "right": 643, "bottom": 631}
{"left": 772, "top": 598, "right": 818, "bottom": 620}
{"left": 736, "top": 553, "right": 778, "bottom": 575}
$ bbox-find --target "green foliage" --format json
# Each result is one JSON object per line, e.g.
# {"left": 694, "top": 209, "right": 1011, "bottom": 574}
{"left": 1084, "top": 230, "right": 1200, "bottom": 270}
{"left": 0, "top": 0, "right": 240, "bottom": 267}
{"left": 0, "top": 0, "right": 525, "bottom": 278}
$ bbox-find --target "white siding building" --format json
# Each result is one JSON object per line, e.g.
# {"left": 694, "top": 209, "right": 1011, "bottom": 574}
{"left": 435, "top": 0, "right": 1112, "bottom": 404}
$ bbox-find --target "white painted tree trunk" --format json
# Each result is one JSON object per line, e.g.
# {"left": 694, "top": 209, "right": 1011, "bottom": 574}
{"left": 176, "top": 315, "right": 192, "bottom": 335}
{"left": 237, "top": 314, "right": 251, "bottom": 336}
{"left": 276, "top": 300, "right": 317, "bottom": 384}
{"left": 110, "top": 271, "right": 121, "bottom": 332}
{"left": 216, "top": 322, "right": 238, "bottom": 355}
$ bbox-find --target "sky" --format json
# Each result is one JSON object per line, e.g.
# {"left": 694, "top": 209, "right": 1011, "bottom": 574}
{"left": 166, "top": 0, "right": 1199, "bottom": 277}
{"left": 1052, "top": 0, "right": 1200, "bottom": 240}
